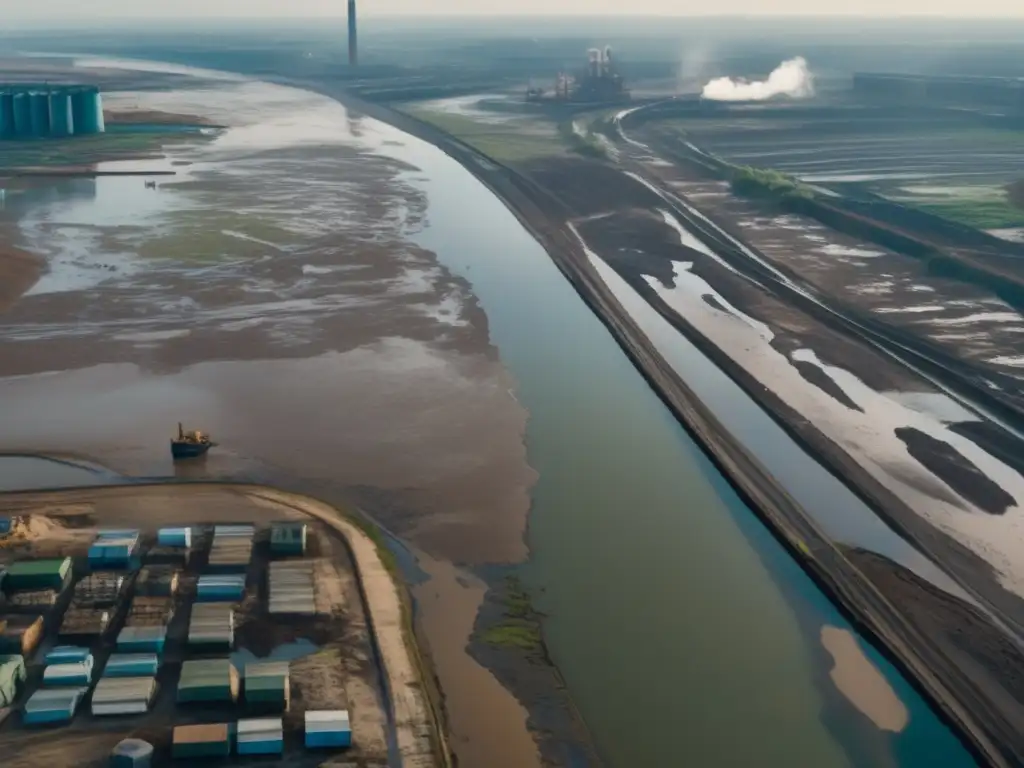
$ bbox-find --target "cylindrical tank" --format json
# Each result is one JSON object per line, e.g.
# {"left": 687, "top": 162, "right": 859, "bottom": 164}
{"left": 71, "top": 87, "right": 104, "bottom": 135}
{"left": 110, "top": 738, "right": 153, "bottom": 768}
{"left": 0, "top": 91, "right": 13, "bottom": 138}
{"left": 48, "top": 91, "right": 74, "bottom": 136}
{"left": 29, "top": 91, "right": 50, "bottom": 137}
{"left": 12, "top": 93, "right": 31, "bottom": 137}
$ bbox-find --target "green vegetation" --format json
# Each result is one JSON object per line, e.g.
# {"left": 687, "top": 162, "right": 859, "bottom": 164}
{"left": 481, "top": 575, "right": 544, "bottom": 654}
{"left": 557, "top": 118, "right": 610, "bottom": 159}
{"left": 912, "top": 199, "right": 1024, "bottom": 229}
{"left": 885, "top": 182, "right": 1024, "bottom": 230}
{"left": 730, "top": 166, "right": 815, "bottom": 202}
{"left": 401, "top": 107, "right": 565, "bottom": 163}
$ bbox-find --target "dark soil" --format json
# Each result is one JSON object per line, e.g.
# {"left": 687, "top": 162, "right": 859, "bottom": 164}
{"left": 894, "top": 427, "right": 1017, "bottom": 514}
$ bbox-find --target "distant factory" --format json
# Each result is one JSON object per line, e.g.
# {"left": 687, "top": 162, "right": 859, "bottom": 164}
{"left": 0, "top": 85, "right": 105, "bottom": 140}
{"left": 854, "top": 73, "right": 1024, "bottom": 112}
{"left": 527, "top": 46, "right": 629, "bottom": 105}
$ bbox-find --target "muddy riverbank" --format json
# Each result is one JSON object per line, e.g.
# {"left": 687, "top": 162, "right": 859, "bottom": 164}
{"left": 348, "top": 98, "right": 1006, "bottom": 765}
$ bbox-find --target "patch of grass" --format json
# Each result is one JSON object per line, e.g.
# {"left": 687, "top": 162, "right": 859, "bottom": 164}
{"left": 730, "top": 165, "right": 815, "bottom": 202}
{"left": 481, "top": 575, "right": 544, "bottom": 652}
{"left": 401, "top": 107, "right": 565, "bottom": 164}
{"left": 911, "top": 198, "right": 1024, "bottom": 229}
{"left": 557, "top": 120, "right": 608, "bottom": 159}
{"left": 482, "top": 622, "right": 543, "bottom": 651}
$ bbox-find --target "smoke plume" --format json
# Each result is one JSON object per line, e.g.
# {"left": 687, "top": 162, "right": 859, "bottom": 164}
{"left": 701, "top": 57, "right": 814, "bottom": 102}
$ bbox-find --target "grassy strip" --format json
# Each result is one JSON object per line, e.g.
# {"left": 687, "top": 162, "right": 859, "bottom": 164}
{"left": 911, "top": 199, "right": 1024, "bottom": 230}
{"left": 556, "top": 120, "right": 608, "bottom": 159}
{"left": 480, "top": 575, "right": 544, "bottom": 654}
{"left": 729, "top": 165, "right": 816, "bottom": 202}
{"left": 399, "top": 107, "right": 564, "bottom": 163}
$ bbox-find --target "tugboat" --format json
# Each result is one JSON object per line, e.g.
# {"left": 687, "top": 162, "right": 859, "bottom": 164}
{"left": 171, "top": 422, "right": 215, "bottom": 460}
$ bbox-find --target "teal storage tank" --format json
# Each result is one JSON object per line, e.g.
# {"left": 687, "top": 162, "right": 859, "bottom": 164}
{"left": 12, "top": 93, "right": 31, "bottom": 137}
{"left": 29, "top": 91, "right": 50, "bottom": 137}
{"left": 0, "top": 92, "right": 13, "bottom": 138}
{"left": 71, "top": 88, "right": 104, "bottom": 135}
{"left": 48, "top": 92, "right": 73, "bottom": 136}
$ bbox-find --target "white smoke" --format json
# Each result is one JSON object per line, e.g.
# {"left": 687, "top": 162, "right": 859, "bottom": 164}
{"left": 701, "top": 57, "right": 814, "bottom": 102}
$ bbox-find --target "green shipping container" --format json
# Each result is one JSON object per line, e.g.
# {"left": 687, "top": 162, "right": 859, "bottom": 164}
{"left": 269, "top": 523, "right": 307, "bottom": 556}
{"left": 4, "top": 558, "right": 72, "bottom": 591}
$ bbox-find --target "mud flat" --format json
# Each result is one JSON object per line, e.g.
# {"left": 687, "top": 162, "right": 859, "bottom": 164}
{"left": 0, "top": 482, "right": 437, "bottom": 767}
{"left": 0, "top": 60, "right": 544, "bottom": 768}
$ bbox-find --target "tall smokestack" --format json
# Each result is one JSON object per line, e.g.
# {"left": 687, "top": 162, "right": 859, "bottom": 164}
{"left": 348, "top": 0, "right": 358, "bottom": 67}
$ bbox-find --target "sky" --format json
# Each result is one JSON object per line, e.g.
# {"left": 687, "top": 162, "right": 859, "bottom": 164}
{"left": 7, "top": 0, "right": 1024, "bottom": 18}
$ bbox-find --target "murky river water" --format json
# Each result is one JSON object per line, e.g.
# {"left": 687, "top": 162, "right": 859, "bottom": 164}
{"left": 0, "top": 60, "right": 975, "bottom": 767}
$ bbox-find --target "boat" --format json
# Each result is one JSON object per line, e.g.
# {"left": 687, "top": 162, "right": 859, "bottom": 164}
{"left": 171, "top": 423, "right": 216, "bottom": 460}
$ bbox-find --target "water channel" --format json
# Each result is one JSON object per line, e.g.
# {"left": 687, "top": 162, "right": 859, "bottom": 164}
{"left": 0, "top": 59, "right": 977, "bottom": 767}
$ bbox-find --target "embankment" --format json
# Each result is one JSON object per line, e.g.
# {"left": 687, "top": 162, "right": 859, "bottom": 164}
{"left": 336, "top": 95, "right": 1016, "bottom": 766}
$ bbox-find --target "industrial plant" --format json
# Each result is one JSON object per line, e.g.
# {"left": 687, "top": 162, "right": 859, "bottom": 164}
{"left": 0, "top": 85, "right": 105, "bottom": 140}
{"left": 527, "top": 46, "right": 629, "bottom": 105}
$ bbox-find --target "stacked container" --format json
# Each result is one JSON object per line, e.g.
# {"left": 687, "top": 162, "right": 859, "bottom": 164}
{"left": 43, "top": 657, "right": 93, "bottom": 687}
{"left": 244, "top": 660, "right": 290, "bottom": 711}
{"left": 4, "top": 557, "right": 71, "bottom": 591}
{"left": 305, "top": 709, "right": 352, "bottom": 748}
{"left": 116, "top": 626, "right": 167, "bottom": 654}
{"left": 91, "top": 675, "right": 157, "bottom": 715}
{"left": 196, "top": 574, "right": 245, "bottom": 602}
{"left": 134, "top": 566, "right": 180, "bottom": 597}
{"left": 270, "top": 521, "right": 307, "bottom": 557}
{"left": 172, "top": 723, "right": 231, "bottom": 759}
{"left": 59, "top": 607, "right": 110, "bottom": 640}
{"left": 176, "top": 658, "right": 239, "bottom": 704}
{"left": 268, "top": 560, "right": 316, "bottom": 616}
{"left": 104, "top": 653, "right": 160, "bottom": 677}
{"left": 45, "top": 645, "right": 91, "bottom": 665}
{"left": 207, "top": 525, "right": 254, "bottom": 572}
{"left": 188, "top": 603, "right": 234, "bottom": 650}
{"left": 72, "top": 572, "right": 125, "bottom": 607}
{"left": 237, "top": 717, "right": 284, "bottom": 755}
{"left": 157, "top": 527, "right": 193, "bottom": 548}
{"left": 23, "top": 686, "right": 87, "bottom": 725}
{"left": 0, "top": 654, "right": 26, "bottom": 706}
{"left": 88, "top": 530, "right": 140, "bottom": 569}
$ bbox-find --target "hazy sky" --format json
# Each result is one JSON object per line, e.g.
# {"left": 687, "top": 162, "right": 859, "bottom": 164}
{"left": 8, "top": 0, "right": 1024, "bottom": 18}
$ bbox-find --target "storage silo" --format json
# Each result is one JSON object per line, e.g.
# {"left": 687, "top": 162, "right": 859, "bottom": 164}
{"left": 48, "top": 90, "right": 74, "bottom": 136}
{"left": 0, "top": 91, "right": 14, "bottom": 138}
{"left": 72, "top": 87, "right": 104, "bottom": 135}
{"left": 29, "top": 91, "right": 51, "bottom": 137}
{"left": 12, "top": 92, "right": 31, "bottom": 137}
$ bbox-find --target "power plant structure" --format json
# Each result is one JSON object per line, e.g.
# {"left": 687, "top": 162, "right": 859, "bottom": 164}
{"left": 527, "top": 46, "right": 629, "bottom": 105}
{"left": 0, "top": 85, "right": 105, "bottom": 140}
{"left": 347, "top": 0, "right": 358, "bottom": 67}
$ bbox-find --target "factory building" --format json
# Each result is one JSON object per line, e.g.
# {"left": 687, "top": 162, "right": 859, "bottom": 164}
{"left": 854, "top": 73, "right": 1024, "bottom": 112}
{"left": 0, "top": 85, "right": 105, "bottom": 140}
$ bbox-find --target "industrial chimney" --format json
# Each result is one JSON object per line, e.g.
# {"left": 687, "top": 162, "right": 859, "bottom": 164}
{"left": 348, "top": 0, "right": 358, "bottom": 67}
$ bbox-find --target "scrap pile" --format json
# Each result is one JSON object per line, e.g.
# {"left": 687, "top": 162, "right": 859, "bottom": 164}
{"left": 124, "top": 595, "right": 175, "bottom": 627}
{"left": 135, "top": 565, "right": 180, "bottom": 597}
{"left": 72, "top": 572, "right": 125, "bottom": 608}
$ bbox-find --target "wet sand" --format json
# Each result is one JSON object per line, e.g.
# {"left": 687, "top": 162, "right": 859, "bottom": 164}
{"left": 821, "top": 626, "right": 909, "bottom": 733}
{"left": 0, "top": 63, "right": 541, "bottom": 768}
{"left": 0, "top": 243, "right": 43, "bottom": 312}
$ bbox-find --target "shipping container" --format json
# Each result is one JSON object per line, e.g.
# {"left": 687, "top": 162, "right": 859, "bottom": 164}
{"left": 28, "top": 91, "right": 50, "bottom": 137}
{"left": 12, "top": 93, "right": 31, "bottom": 137}
{"left": 23, "top": 685, "right": 87, "bottom": 725}
{"left": 157, "top": 527, "right": 192, "bottom": 548}
{"left": 244, "top": 660, "right": 290, "bottom": 711}
{"left": 104, "top": 653, "right": 160, "bottom": 678}
{"left": 188, "top": 603, "right": 234, "bottom": 650}
{"left": 45, "top": 645, "right": 92, "bottom": 665}
{"left": 43, "top": 660, "right": 93, "bottom": 687}
{"left": 91, "top": 675, "right": 157, "bottom": 715}
{"left": 196, "top": 574, "right": 245, "bottom": 602}
{"left": 116, "top": 626, "right": 167, "bottom": 654}
{"left": 237, "top": 717, "right": 284, "bottom": 755}
{"left": 172, "top": 723, "right": 231, "bottom": 759}
{"left": 110, "top": 738, "right": 154, "bottom": 768}
{"left": 0, "top": 93, "right": 14, "bottom": 139}
{"left": 4, "top": 557, "right": 72, "bottom": 591}
{"left": 305, "top": 709, "right": 352, "bottom": 748}
{"left": 270, "top": 522, "right": 308, "bottom": 556}
{"left": 88, "top": 533, "right": 140, "bottom": 568}
{"left": 7, "top": 588, "right": 57, "bottom": 610}
{"left": 48, "top": 92, "right": 73, "bottom": 136}
{"left": 268, "top": 560, "right": 316, "bottom": 616}
{"left": 177, "top": 658, "right": 239, "bottom": 704}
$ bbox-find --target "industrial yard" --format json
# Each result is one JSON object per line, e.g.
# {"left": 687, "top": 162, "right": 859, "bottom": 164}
{"left": 0, "top": 484, "right": 435, "bottom": 768}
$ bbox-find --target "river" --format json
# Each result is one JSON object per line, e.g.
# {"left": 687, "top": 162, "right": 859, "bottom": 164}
{"left": 0, "top": 58, "right": 975, "bottom": 768}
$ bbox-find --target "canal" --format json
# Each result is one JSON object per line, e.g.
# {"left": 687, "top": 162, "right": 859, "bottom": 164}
{"left": 0, "top": 59, "right": 976, "bottom": 768}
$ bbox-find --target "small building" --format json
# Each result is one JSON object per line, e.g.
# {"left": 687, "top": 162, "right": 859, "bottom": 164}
{"left": 270, "top": 521, "right": 307, "bottom": 556}
{"left": 172, "top": 723, "right": 231, "bottom": 759}
{"left": 305, "top": 709, "right": 352, "bottom": 748}
{"left": 157, "top": 526, "right": 192, "bottom": 548}
{"left": 187, "top": 604, "right": 234, "bottom": 650}
{"left": 267, "top": 559, "right": 316, "bottom": 616}
{"left": 45, "top": 646, "right": 91, "bottom": 665}
{"left": 104, "top": 653, "right": 159, "bottom": 678}
{"left": 43, "top": 660, "right": 93, "bottom": 687}
{"left": 196, "top": 574, "right": 245, "bottom": 603}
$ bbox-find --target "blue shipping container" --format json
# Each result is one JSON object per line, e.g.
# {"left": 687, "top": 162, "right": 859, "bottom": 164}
{"left": 306, "top": 730, "right": 352, "bottom": 748}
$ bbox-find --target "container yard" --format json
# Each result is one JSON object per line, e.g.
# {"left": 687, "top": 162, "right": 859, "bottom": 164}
{"left": 0, "top": 85, "right": 105, "bottom": 140}
{"left": 0, "top": 486, "right": 397, "bottom": 768}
